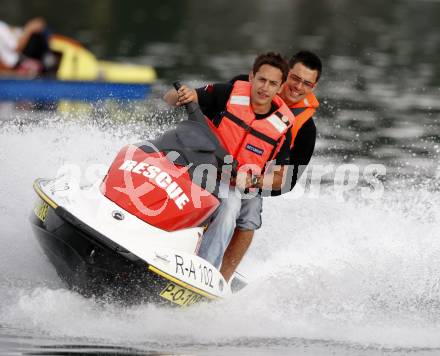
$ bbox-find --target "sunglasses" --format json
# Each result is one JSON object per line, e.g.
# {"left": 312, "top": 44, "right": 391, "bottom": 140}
{"left": 288, "top": 73, "right": 316, "bottom": 89}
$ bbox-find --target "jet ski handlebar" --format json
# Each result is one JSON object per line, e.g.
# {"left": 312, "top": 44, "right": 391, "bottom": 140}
{"left": 172, "top": 81, "right": 238, "bottom": 180}
{"left": 173, "top": 81, "right": 206, "bottom": 124}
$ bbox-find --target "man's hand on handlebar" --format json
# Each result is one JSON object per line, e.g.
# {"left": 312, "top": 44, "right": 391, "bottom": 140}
{"left": 163, "top": 83, "right": 198, "bottom": 107}
{"left": 176, "top": 85, "right": 198, "bottom": 106}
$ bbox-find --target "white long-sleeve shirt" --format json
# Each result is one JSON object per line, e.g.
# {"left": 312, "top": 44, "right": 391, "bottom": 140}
{"left": 0, "top": 21, "right": 23, "bottom": 67}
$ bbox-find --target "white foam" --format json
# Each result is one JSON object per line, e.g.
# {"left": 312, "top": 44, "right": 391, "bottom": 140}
{"left": 1, "top": 115, "right": 440, "bottom": 349}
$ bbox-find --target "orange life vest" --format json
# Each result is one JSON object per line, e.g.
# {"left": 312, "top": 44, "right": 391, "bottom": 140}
{"left": 206, "top": 80, "right": 295, "bottom": 174}
{"left": 288, "top": 92, "right": 319, "bottom": 148}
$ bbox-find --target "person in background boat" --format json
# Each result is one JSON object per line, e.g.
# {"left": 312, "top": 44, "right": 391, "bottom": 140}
{"left": 220, "top": 50, "right": 322, "bottom": 281}
{"left": 0, "top": 17, "right": 51, "bottom": 76}
{"left": 164, "top": 52, "right": 295, "bottom": 276}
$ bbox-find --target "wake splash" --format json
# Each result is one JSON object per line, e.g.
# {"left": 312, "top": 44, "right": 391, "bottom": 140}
{"left": 1, "top": 116, "right": 440, "bottom": 350}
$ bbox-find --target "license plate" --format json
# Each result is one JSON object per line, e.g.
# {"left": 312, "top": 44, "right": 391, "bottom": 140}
{"left": 159, "top": 282, "right": 203, "bottom": 307}
{"left": 34, "top": 199, "right": 49, "bottom": 223}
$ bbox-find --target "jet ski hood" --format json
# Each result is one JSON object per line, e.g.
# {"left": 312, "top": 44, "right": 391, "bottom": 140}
{"left": 101, "top": 144, "right": 219, "bottom": 232}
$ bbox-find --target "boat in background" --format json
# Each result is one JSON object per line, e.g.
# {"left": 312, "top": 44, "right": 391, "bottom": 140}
{"left": 0, "top": 35, "right": 156, "bottom": 102}
{"left": 49, "top": 35, "right": 156, "bottom": 84}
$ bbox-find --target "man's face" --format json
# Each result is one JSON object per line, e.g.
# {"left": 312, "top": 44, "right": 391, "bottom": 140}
{"left": 250, "top": 64, "right": 283, "bottom": 110}
{"left": 280, "top": 62, "right": 318, "bottom": 105}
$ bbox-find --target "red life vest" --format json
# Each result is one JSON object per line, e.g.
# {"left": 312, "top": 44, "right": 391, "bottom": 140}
{"left": 288, "top": 92, "right": 319, "bottom": 148}
{"left": 206, "top": 80, "right": 295, "bottom": 174}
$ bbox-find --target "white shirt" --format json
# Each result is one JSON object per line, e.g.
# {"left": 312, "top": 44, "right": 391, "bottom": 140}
{"left": 0, "top": 21, "right": 23, "bottom": 67}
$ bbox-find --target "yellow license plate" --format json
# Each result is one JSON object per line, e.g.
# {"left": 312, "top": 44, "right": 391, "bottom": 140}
{"left": 34, "top": 199, "right": 49, "bottom": 223}
{"left": 159, "top": 282, "right": 203, "bottom": 307}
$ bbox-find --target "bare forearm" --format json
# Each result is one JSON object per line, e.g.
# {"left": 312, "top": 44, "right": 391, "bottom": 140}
{"left": 163, "top": 85, "right": 198, "bottom": 107}
{"left": 15, "top": 31, "right": 31, "bottom": 53}
{"left": 258, "top": 166, "right": 285, "bottom": 191}
{"left": 16, "top": 17, "right": 46, "bottom": 53}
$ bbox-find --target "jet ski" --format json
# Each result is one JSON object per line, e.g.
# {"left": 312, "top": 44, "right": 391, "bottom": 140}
{"left": 30, "top": 82, "right": 244, "bottom": 306}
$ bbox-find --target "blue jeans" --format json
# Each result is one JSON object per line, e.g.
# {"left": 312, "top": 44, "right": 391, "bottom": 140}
{"left": 198, "top": 187, "right": 262, "bottom": 268}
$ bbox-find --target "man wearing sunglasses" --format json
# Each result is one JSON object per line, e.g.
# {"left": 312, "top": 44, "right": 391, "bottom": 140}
{"left": 220, "top": 50, "right": 322, "bottom": 281}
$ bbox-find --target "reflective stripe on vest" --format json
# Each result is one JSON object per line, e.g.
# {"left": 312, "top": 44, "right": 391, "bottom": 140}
{"left": 207, "top": 80, "right": 295, "bottom": 173}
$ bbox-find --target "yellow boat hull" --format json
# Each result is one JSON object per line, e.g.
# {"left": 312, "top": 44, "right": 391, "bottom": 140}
{"left": 49, "top": 35, "right": 156, "bottom": 84}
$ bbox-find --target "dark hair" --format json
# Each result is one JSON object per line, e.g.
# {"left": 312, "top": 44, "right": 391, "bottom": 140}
{"left": 288, "top": 50, "right": 322, "bottom": 82}
{"left": 252, "top": 52, "right": 289, "bottom": 83}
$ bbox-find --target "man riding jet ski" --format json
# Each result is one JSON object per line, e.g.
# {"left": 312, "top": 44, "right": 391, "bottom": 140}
{"left": 30, "top": 82, "right": 242, "bottom": 307}
{"left": 164, "top": 52, "right": 295, "bottom": 282}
